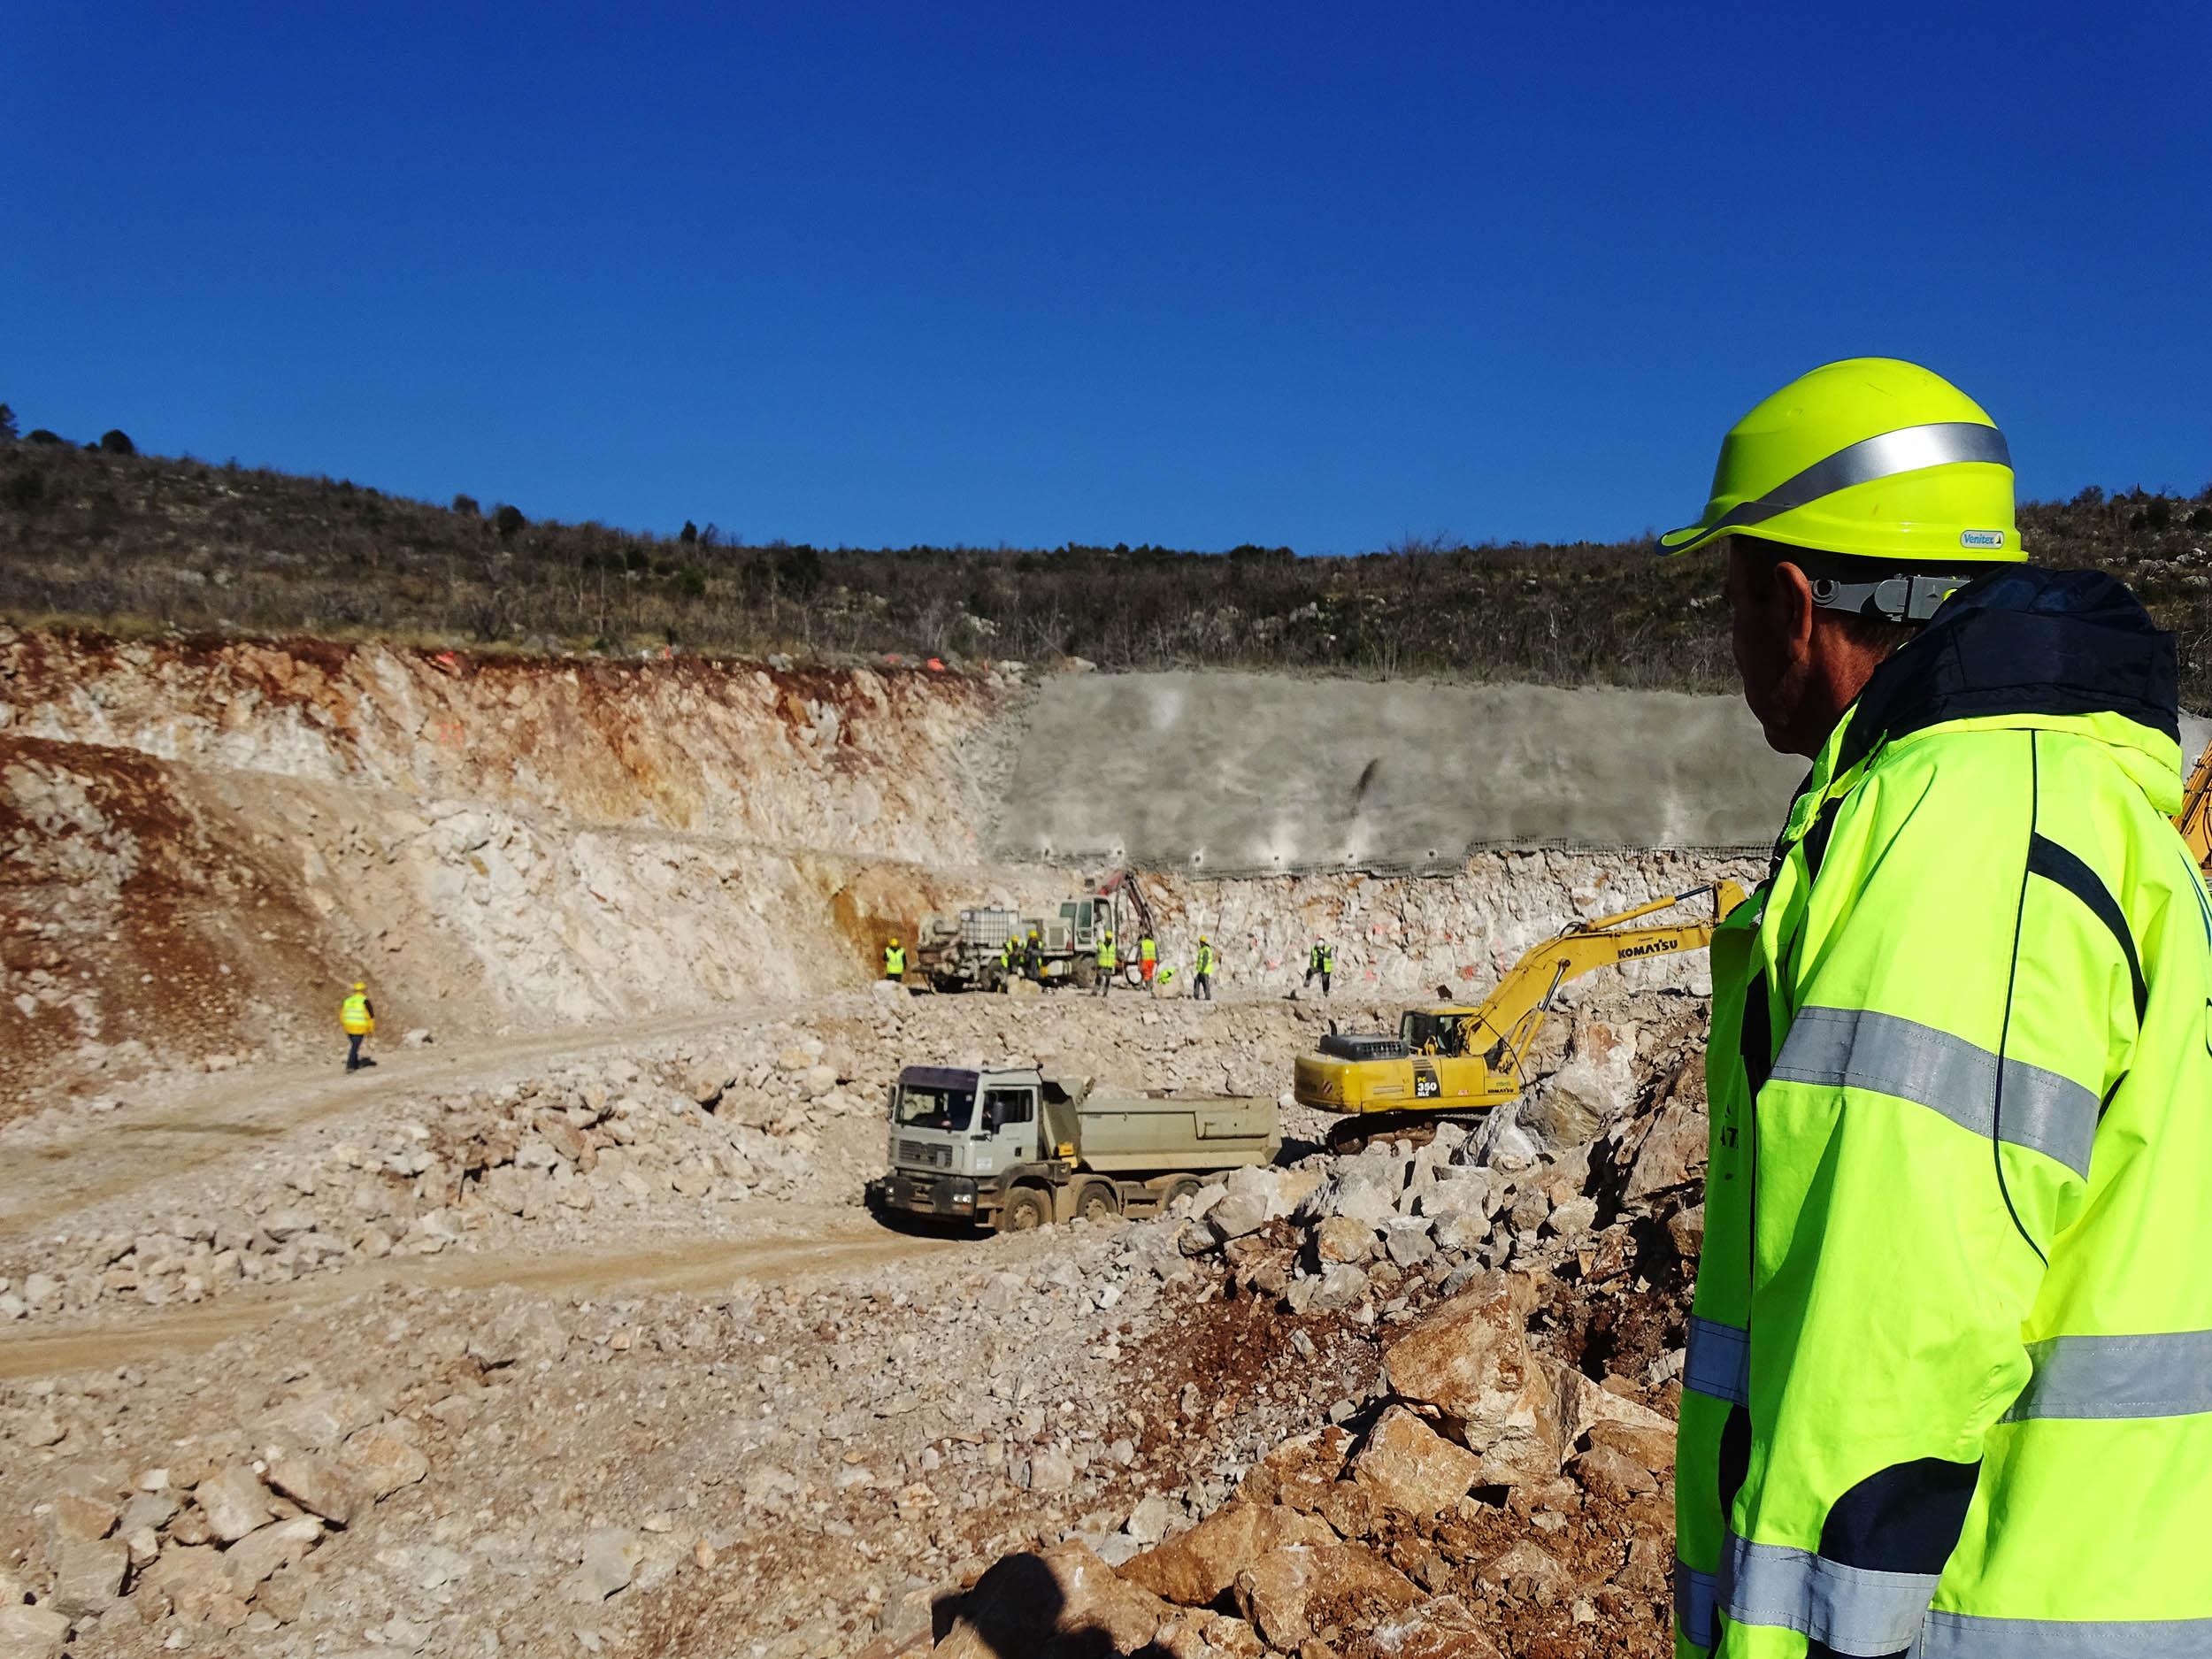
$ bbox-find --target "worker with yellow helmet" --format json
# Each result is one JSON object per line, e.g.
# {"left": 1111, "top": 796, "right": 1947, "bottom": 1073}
{"left": 882, "top": 936, "right": 905, "bottom": 981}
{"left": 340, "top": 979, "right": 376, "bottom": 1072}
{"left": 1665, "top": 359, "right": 2212, "bottom": 1656}
{"left": 1192, "top": 934, "right": 1216, "bottom": 1002}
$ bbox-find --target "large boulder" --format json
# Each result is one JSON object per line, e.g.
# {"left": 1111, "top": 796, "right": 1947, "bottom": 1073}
{"left": 1233, "top": 1543, "right": 1420, "bottom": 1650}
{"left": 1521, "top": 1021, "right": 1638, "bottom": 1151}
{"left": 1119, "top": 1502, "right": 1333, "bottom": 1608}
{"left": 1624, "top": 1097, "right": 1707, "bottom": 1202}
{"left": 1383, "top": 1271, "right": 1578, "bottom": 1484}
{"left": 1350, "top": 1407, "right": 1486, "bottom": 1517}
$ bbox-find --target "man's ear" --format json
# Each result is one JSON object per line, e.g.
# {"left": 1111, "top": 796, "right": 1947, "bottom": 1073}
{"left": 1772, "top": 559, "right": 1818, "bottom": 661}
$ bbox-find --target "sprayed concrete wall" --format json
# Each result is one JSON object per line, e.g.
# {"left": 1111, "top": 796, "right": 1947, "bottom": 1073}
{"left": 996, "top": 672, "right": 1809, "bottom": 873}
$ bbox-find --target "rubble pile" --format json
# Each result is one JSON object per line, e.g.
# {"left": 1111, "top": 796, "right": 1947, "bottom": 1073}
{"left": 924, "top": 1033, "right": 1713, "bottom": 1658}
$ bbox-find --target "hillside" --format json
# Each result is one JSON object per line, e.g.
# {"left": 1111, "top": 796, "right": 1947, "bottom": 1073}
{"left": 3, "top": 433, "right": 2209, "bottom": 695}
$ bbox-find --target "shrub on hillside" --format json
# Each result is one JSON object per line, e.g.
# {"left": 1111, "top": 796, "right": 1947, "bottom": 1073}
{"left": 98, "top": 429, "right": 135, "bottom": 456}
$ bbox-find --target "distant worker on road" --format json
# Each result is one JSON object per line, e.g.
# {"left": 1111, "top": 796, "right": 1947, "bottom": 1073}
{"left": 341, "top": 980, "right": 376, "bottom": 1072}
{"left": 1193, "top": 936, "right": 1216, "bottom": 1002}
{"left": 1662, "top": 358, "right": 2212, "bottom": 1655}
{"left": 1138, "top": 933, "right": 1157, "bottom": 987}
{"left": 1304, "top": 940, "right": 1333, "bottom": 997}
{"left": 1094, "top": 930, "right": 1118, "bottom": 996}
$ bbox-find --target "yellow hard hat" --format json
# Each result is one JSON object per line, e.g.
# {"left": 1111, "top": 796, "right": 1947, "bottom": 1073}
{"left": 1660, "top": 358, "right": 2021, "bottom": 565}
{"left": 888, "top": 937, "right": 900, "bottom": 946}
{"left": 352, "top": 981, "right": 366, "bottom": 991}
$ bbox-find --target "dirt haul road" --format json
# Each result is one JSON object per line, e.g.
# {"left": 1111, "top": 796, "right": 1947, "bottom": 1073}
{"left": 0, "top": 1002, "right": 795, "bottom": 1237}
{"left": 0, "top": 1217, "right": 960, "bottom": 1379}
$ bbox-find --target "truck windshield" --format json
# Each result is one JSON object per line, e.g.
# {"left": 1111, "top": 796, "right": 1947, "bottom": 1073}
{"left": 895, "top": 1085, "right": 975, "bottom": 1132}
{"left": 1400, "top": 1010, "right": 1476, "bottom": 1058}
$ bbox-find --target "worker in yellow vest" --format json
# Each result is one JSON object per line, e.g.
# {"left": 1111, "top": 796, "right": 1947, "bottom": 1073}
{"left": 1193, "top": 936, "right": 1216, "bottom": 1002}
{"left": 341, "top": 981, "right": 376, "bottom": 1072}
{"left": 1138, "top": 933, "right": 1157, "bottom": 986}
{"left": 1094, "top": 930, "right": 1118, "bottom": 997}
{"left": 1304, "top": 940, "right": 1333, "bottom": 997}
{"left": 882, "top": 938, "right": 906, "bottom": 980}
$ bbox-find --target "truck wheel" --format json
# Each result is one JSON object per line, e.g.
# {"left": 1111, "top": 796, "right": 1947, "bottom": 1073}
{"left": 1078, "top": 1183, "right": 1121, "bottom": 1225}
{"left": 999, "top": 1187, "right": 1050, "bottom": 1233}
{"left": 1160, "top": 1176, "right": 1202, "bottom": 1208}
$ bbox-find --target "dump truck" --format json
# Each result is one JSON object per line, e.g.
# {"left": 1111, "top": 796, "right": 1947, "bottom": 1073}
{"left": 1294, "top": 881, "right": 1747, "bottom": 1145}
{"left": 865, "top": 1063, "right": 1278, "bottom": 1231}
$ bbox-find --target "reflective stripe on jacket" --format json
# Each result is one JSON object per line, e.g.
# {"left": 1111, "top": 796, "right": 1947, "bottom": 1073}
{"left": 341, "top": 993, "right": 373, "bottom": 1035}
{"left": 883, "top": 946, "right": 905, "bottom": 976}
{"left": 1140, "top": 938, "right": 1156, "bottom": 963}
{"left": 1678, "top": 568, "right": 2212, "bottom": 1656}
{"left": 1097, "top": 943, "right": 1118, "bottom": 969}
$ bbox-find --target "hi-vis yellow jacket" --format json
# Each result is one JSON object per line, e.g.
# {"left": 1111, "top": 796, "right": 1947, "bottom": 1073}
{"left": 341, "top": 993, "right": 373, "bottom": 1035}
{"left": 1678, "top": 568, "right": 2212, "bottom": 1658}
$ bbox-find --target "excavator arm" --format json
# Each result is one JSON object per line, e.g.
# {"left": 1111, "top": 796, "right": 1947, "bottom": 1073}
{"left": 1470, "top": 879, "right": 1747, "bottom": 1091}
{"left": 2179, "top": 739, "right": 2212, "bottom": 873}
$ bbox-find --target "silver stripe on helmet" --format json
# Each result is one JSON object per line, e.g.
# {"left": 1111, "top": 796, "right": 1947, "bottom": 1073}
{"left": 2002, "top": 1329, "right": 2212, "bottom": 1422}
{"left": 1685, "top": 1315, "right": 1750, "bottom": 1406}
{"left": 1915, "top": 1610, "right": 2212, "bottom": 1657}
{"left": 1770, "top": 1005, "right": 2097, "bottom": 1179}
{"left": 1715, "top": 420, "right": 2012, "bottom": 534}
{"left": 1676, "top": 1560, "right": 1718, "bottom": 1651}
{"left": 1722, "top": 1532, "right": 1939, "bottom": 1654}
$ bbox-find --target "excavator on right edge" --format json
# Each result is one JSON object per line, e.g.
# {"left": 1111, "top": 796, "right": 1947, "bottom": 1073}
{"left": 2177, "top": 737, "right": 2212, "bottom": 875}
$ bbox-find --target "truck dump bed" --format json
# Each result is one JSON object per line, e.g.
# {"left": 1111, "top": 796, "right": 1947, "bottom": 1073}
{"left": 1063, "top": 1091, "right": 1278, "bottom": 1173}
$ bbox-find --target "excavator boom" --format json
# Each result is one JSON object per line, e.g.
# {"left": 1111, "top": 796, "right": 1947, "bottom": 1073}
{"left": 2179, "top": 739, "right": 2212, "bottom": 874}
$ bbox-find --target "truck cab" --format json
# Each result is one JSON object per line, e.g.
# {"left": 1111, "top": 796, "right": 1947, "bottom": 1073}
{"left": 872, "top": 1064, "right": 1061, "bottom": 1225}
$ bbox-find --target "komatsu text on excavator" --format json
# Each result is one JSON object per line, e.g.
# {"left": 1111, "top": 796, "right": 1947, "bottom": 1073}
{"left": 1292, "top": 880, "right": 1746, "bottom": 1143}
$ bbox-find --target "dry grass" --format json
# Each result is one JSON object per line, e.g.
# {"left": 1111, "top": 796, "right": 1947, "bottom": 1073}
{"left": 3, "top": 441, "right": 2208, "bottom": 696}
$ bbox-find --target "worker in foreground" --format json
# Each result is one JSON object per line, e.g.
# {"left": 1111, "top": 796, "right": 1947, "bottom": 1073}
{"left": 340, "top": 980, "right": 376, "bottom": 1071}
{"left": 1664, "top": 357, "right": 2212, "bottom": 1656}
{"left": 1193, "top": 935, "right": 1216, "bottom": 1002}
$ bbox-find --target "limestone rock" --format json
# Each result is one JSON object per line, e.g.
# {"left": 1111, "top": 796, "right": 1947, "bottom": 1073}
{"left": 1310, "top": 1215, "right": 1372, "bottom": 1265}
{"left": 340, "top": 1425, "right": 428, "bottom": 1497}
{"left": 0, "top": 1605, "right": 71, "bottom": 1659}
{"left": 222, "top": 1517, "right": 323, "bottom": 1592}
{"left": 49, "top": 1536, "right": 127, "bottom": 1617}
{"left": 562, "top": 1528, "right": 642, "bottom": 1602}
{"left": 1383, "top": 1271, "right": 1577, "bottom": 1484}
{"left": 1120, "top": 1502, "right": 1333, "bottom": 1607}
{"left": 194, "top": 1465, "right": 273, "bottom": 1542}
{"left": 1233, "top": 1543, "right": 1419, "bottom": 1650}
{"left": 1625, "top": 1098, "right": 1706, "bottom": 1202}
{"left": 266, "top": 1453, "right": 367, "bottom": 1525}
{"left": 1350, "top": 1407, "right": 1486, "bottom": 1517}
{"left": 1369, "top": 1594, "right": 1504, "bottom": 1658}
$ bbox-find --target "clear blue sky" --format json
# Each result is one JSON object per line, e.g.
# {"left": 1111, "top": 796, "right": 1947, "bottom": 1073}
{"left": 5, "top": 3, "right": 2207, "bottom": 552}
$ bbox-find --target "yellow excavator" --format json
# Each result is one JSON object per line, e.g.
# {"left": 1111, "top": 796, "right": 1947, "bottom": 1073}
{"left": 1292, "top": 880, "right": 1747, "bottom": 1142}
{"left": 2179, "top": 739, "right": 2212, "bottom": 873}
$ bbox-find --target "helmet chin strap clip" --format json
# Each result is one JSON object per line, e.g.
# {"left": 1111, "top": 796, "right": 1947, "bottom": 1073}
{"left": 1809, "top": 572, "right": 1970, "bottom": 624}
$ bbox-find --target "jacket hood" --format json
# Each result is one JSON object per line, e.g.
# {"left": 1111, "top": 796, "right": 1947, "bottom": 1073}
{"left": 1777, "top": 569, "right": 2183, "bottom": 858}
{"left": 1838, "top": 565, "right": 2179, "bottom": 782}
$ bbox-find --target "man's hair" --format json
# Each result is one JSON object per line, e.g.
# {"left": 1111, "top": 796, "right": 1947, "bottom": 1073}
{"left": 1729, "top": 536, "right": 1929, "bottom": 657}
